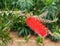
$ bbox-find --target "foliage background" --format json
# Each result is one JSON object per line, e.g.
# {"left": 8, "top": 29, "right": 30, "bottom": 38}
{"left": 0, "top": 0, "right": 60, "bottom": 45}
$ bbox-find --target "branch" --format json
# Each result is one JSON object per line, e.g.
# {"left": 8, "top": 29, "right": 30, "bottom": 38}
{"left": 0, "top": 11, "right": 25, "bottom": 16}
{"left": 39, "top": 11, "right": 48, "bottom": 18}
{"left": 0, "top": 11, "right": 58, "bottom": 23}
{"left": 39, "top": 18, "right": 58, "bottom": 23}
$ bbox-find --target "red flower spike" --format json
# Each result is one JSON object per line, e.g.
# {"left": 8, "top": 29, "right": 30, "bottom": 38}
{"left": 26, "top": 17, "right": 48, "bottom": 38}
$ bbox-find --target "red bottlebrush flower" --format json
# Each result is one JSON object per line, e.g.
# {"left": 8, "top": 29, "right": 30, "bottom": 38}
{"left": 26, "top": 17, "right": 48, "bottom": 38}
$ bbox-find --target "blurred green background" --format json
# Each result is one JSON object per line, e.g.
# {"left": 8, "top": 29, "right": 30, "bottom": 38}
{"left": 0, "top": 0, "right": 60, "bottom": 45}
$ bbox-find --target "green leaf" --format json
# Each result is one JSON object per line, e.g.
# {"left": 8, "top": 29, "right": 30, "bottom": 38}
{"left": 35, "top": 36, "right": 43, "bottom": 43}
{"left": 16, "top": 0, "right": 33, "bottom": 11}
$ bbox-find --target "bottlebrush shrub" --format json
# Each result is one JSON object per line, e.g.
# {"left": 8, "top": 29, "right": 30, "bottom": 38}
{"left": 0, "top": 0, "right": 60, "bottom": 43}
